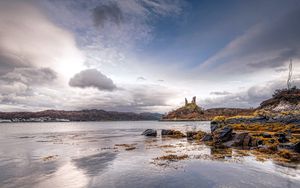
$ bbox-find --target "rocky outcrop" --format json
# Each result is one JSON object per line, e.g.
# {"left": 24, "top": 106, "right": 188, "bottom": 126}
{"left": 161, "top": 97, "right": 253, "bottom": 121}
{"left": 161, "top": 97, "right": 205, "bottom": 121}
{"left": 259, "top": 87, "right": 300, "bottom": 111}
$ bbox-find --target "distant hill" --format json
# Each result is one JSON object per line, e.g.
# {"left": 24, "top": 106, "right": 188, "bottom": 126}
{"left": 0, "top": 109, "right": 162, "bottom": 122}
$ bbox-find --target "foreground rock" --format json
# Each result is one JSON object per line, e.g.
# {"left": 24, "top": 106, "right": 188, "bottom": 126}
{"left": 186, "top": 130, "right": 212, "bottom": 141}
{"left": 161, "top": 129, "right": 186, "bottom": 138}
{"left": 142, "top": 129, "right": 157, "bottom": 137}
{"left": 212, "top": 126, "right": 233, "bottom": 143}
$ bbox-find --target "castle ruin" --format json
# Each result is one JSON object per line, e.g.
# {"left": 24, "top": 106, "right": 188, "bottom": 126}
{"left": 185, "top": 96, "right": 196, "bottom": 106}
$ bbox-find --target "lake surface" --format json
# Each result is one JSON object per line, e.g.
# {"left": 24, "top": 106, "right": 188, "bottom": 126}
{"left": 0, "top": 121, "right": 299, "bottom": 188}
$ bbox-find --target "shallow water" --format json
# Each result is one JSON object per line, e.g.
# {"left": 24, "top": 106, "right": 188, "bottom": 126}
{"left": 0, "top": 121, "right": 299, "bottom": 188}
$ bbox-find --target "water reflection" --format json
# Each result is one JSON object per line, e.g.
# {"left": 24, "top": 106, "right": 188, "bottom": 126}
{"left": 73, "top": 152, "right": 117, "bottom": 176}
{"left": 35, "top": 162, "right": 89, "bottom": 188}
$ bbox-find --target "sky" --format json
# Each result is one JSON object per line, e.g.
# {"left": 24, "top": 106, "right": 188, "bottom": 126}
{"left": 0, "top": 0, "right": 300, "bottom": 113}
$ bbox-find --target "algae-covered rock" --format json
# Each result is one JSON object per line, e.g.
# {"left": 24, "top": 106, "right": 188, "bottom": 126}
{"left": 161, "top": 129, "right": 185, "bottom": 138}
{"left": 212, "top": 126, "right": 233, "bottom": 143}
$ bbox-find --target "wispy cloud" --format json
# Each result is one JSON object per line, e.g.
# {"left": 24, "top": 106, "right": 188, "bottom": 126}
{"left": 199, "top": 8, "right": 300, "bottom": 75}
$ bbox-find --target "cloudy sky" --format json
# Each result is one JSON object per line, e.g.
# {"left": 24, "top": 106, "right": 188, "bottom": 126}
{"left": 0, "top": 0, "right": 300, "bottom": 113}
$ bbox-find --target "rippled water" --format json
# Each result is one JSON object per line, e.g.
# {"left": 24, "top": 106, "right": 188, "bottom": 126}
{"left": 0, "top": 121, "right": 299, "bottom": 188}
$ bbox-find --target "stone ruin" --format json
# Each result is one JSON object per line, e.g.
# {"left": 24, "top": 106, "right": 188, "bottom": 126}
{"left": 185, "top": 96, "right": 197, "bottom": 106}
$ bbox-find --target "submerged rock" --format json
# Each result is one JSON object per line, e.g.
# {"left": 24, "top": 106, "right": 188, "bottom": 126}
{"left": 142, "top": 129, "right": 157, "bottom": 137}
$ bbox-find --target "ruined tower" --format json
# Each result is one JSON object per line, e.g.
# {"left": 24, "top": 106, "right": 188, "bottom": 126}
{"left": 185, "top": 98, "right": 188, "bottom": 106}
{"left": 192, "top": 96, "right": 196, "bottom": 104}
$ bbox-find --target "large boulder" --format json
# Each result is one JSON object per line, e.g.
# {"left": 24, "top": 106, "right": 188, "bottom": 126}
{"left": 232, "top": 132, "right": 248, "bottom": 146}
{"left": 212, "top": 126, "right": 233, "bottom": 143}
{"left": 142, "top": 129, "right": 157, "bottom": 137}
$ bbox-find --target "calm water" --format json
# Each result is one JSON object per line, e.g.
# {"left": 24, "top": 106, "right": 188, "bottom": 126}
{"left": 0, "top": 121, "right": 299, "bottom": 188}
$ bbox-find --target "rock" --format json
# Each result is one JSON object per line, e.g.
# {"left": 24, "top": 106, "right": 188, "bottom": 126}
{"left": 232, "top": 132, "right": 248, "bottom": 146}
{"left": 279, "top": 143, "right": 295, "bottom": 150}
{"left": 210, "top": 124, "right": 218, "bottom": 133}
{"left": 262, "top": 133, "right": 272, "bottom": 138}
{"left": 281, "top": 137, "right": 289, "bottom": 143}
{"left": 275, "top": 132, "right": 289, "bottom": 143}
{"left": 251, "top": 137, "right": 263, "bottom": 147}
{"left": 186, "top": 131, "right": 206, "bottom": 140}
{"left": 142, "top": 129, "right": 157, "bottom": 137}
{"left": 257, "top": 139, "right": 264, "bottom": 146}
{"left": 186, "top": 131, "right": 197, "bottom": 140}
{"left": 161, "top": 129, "right": 185, "bottom": 138}
{"left": 201, "top": 134, "right": 213, "bottom": 141}
{"left": 278, "top": 142, "right": 300, "bottom": 153}
{"left": 294, "top": 142, "right": 300, "bottom": 153}
{"left": 223, "top": 140, "right": 234, "bottom": 147}
{"left": 210, "top": 122, "right": 222, "bottom": 133}
{"left": 268, "top": 139, "right": 275, "bottom": 144}
{"left": 161, "top": 129, "right": 173, "bottom": 136}
{"left": 232, "top": 132, "right": 252, "bottom": 147}
{"left": 212, "top": 126, "right": 233, "bottom": 143}
{"left": 243, "top": 134, "right": 252, "bottom": 147}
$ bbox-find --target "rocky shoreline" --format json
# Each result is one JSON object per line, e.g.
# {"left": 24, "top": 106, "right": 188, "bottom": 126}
{"left": 151, "top": 88, "right": 300, "bottom": 163}
{"left": 142, "top": 121, "right": 300, "bottom": 163}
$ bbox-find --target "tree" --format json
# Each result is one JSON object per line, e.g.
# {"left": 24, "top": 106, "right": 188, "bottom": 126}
{"left": 287, "top": 59, "right": 293, "bottom": 90}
